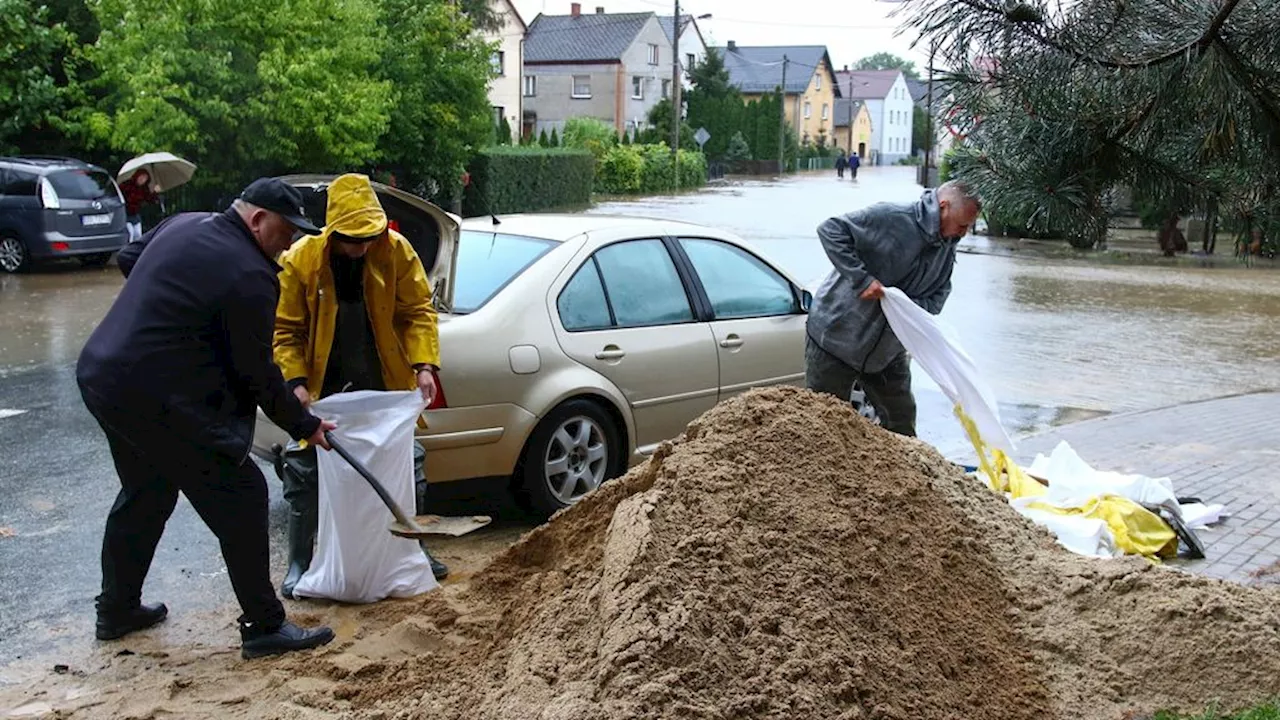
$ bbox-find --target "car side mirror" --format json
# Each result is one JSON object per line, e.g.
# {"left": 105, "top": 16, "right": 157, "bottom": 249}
{"left": 800, "top": 289, "right": 813, "bottom": 312}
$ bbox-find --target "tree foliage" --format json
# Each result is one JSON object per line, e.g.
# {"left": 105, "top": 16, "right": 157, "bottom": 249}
{"left": 905, "top": 0, "right": 1280, "bottom": 249}
{"left": 855, "top": 52, "right": 920, "bottom": 80}
{"left": 89, "top": 0, "right": 392, "bottom": 190}
{"left": 374, "top": 0, "right": 494, "bottom": 202}
{"left": 0, "top": 0, "right": 89, "bottom": 154}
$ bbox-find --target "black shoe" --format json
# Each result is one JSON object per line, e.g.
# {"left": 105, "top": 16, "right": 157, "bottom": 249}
{"left": 96, "top": 602, "right": 168, "bottom": 641}
{"left": 240, "top": 620, "right": 335, "bottom": 660}
{"left": 428, "top": 553, "right": 449, "bottom": 581}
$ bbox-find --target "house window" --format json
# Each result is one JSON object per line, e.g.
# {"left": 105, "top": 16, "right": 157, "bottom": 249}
{"left": 491, "top": 51, "right": 505, "bottom": 76}
{"left": 523, "top": 75, "right": 536, "bottom": 97}
{"left": 572, "top": 75, "right": 591, "bottom": 98}
{"left": 662, "top": 79, "right": 671, "bottom": 98}
{"left": 803, "top": 102, "right": 811, "bottom": 119}
{"left": 686, "top": 52, "right": 695, "bottom": 69}
{"left": 821, "top": 103, "right": 829, "bottom": 121}
{"left": 632, "top": 76, "right": 644, "bottom": 100}
{"left": 648, "top": 43, "right": 659, "bottom": 65}
{"left": 815, "top": 74, "right": 822, "bottom": 90}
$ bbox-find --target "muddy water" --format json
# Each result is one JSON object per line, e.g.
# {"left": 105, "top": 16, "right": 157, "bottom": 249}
{"left": 590, "top": 168, "right": 1280, "bottom": 425}
{"left": 2, "top": 168, "right": 1278, "bottom": 420}
{"left": 0, "top": 267, "right": 122, "bottom": 376}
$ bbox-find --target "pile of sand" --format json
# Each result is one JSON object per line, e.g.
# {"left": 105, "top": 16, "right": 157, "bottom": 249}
{"left": 276, "top": 387, "right": 1280, "bottom": 720}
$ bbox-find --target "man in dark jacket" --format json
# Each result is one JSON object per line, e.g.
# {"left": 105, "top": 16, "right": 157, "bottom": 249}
{"left": 77, "top": 178, "right": 338, "bottom": 659}
{"left": 805, "top": 180, "right": 981, "bottom": 436}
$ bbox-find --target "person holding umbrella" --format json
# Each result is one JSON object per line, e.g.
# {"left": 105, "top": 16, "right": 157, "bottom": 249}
{"left": 120, "top": 169, "right": 159, "bottom": 241}
{"left": 78, "top": 177, "right": 339, "bottom": 659}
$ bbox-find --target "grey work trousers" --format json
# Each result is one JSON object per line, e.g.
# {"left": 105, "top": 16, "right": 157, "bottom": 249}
{"left": 804, "top": 335, "right": 917, "bottom": 437}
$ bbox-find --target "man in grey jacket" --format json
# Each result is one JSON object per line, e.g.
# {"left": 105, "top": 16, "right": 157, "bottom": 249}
{"left": 805, "top": 180, "right": 982, "bottom": 436}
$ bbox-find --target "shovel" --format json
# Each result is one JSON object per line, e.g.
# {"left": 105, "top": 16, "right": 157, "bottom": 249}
{"left": 321, "top": 431, "right": 492, "bottom": 540}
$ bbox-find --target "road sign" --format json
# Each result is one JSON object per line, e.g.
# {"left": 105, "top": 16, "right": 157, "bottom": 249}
{"left": 693, "top": 127, "right": 711, "bottom": 148}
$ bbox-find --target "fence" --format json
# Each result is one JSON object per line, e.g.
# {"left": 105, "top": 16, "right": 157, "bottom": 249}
{"left": 707, "top": 161, "right": 727, "bottom": 182}
{"left": 798, "top": 157, "right": 837, "bottom": 172}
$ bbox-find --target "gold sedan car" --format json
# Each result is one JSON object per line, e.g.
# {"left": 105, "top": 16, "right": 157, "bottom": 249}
{"left": 253, "top": 177, "right": 811, "bottom": 517}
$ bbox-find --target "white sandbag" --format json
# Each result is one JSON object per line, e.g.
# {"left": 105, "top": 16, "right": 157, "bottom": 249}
{"left": 879, "top": 286, "right": 1015, "bottom": 454}
{"left": 1010, "top": 498, "right": 1122, "bottom": 558}
{"left": 293, "top": 390, "right": 439, "bottom": 603}
{"left": 1027, "top": 441, "right": 1180, "bottom": 509}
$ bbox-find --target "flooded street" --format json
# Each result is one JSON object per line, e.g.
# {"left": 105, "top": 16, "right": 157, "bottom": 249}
{"left": 2, "top": 166, "right": 1279, "bottom": 675}
{"left": 591, "top": 167, "right": 1280, "bottom": 442}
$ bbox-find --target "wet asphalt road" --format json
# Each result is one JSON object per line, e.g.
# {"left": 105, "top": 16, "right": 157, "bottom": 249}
{"left": 4, "top": 167, "right": 1280, "bottom": 675}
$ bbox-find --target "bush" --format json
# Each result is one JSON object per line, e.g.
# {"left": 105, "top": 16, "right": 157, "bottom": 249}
{"left": 463, "top": 146, "right": 594, "bottom": 216}
{"left": 562, "top": 117, "right": 618, "bottom": 161}
{"left": 597, "top": 145, "right": 645, "bottom": 194}
{"left": 725, "top": 131, "right": 752, "bottom": 161}
{"left": 678, "top": 149, "right": 707, "bottom": 189}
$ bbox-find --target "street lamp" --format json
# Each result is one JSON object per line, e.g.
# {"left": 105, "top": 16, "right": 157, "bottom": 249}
{"left": 671, "top": 6, "right": 712, "bottom": 188}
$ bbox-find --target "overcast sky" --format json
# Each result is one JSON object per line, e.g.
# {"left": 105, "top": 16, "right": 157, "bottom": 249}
{"left": 509, "top": 0, "right": 934, "bottom": 73}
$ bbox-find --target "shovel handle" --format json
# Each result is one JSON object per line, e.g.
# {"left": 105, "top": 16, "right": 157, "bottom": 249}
{"left": 323, "top": 430, "right": 422, "bottom": 533}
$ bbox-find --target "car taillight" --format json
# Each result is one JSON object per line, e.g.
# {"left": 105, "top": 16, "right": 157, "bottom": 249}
{"left": 39, "top": 178, "right": 60, "bottom": 209}
{"left": 428, "top": 375, "right": 447, "bottom": 410}
{"left": 51, "top": 242, "right": 70, "bottom": 252}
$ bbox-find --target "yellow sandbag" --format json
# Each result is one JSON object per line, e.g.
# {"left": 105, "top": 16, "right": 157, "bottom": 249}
{"left": 1022, "top": 496, "right": 1176, "bottom": 558}
{"left": 955, "top": 405, "right": 1175, "bottom": 559}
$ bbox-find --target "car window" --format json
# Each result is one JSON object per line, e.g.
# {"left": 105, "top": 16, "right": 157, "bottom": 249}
{"left": 46, "top": 169, "right": 117, "bottom": 200}
{"left": 679, "top": 238, "right": 798, "bottom": 319}
{"left": 0, "top": 169, "right": 37, "bottom": 197}
{"left": 453, "top": 231, "right": 556, "bottom": 313}
{"left": 557, "top": 259, "right": 613, "bottom": 331}
{"left": 593, "top": 239, "right": 694, "bottom": 327}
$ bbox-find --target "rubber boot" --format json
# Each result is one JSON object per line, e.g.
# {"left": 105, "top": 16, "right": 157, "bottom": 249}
{"left": 413, "top": 441, "right": 448, "bottom": 581}
{"left": 276, "top": 444, "right": 319, "bottom": 600}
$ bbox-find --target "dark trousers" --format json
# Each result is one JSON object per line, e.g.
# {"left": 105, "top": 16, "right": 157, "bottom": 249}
{"left": 85, "top": 394, "right": 285, "bottom": 629}
{"left": 804, "top": 336, "right": 917, "bottom": 437}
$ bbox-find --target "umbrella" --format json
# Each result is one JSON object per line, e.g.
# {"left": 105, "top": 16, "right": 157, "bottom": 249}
{"left": 118, "top": 152, "right": 197, "bottom": 193}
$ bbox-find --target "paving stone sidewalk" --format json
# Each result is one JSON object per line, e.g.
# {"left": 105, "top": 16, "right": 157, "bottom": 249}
{"left": 1007, "top": 391, "right": 1280, "bottom": 584}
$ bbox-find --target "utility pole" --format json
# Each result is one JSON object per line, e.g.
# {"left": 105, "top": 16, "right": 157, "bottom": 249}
{"left": 848, "top": 73, "right": 855, "bottom": 158}
{"left": 777, "top": 55, "right": 788, "bottom": 175}
{"left": 925, "top": 39, "right": 936, "bottom": 186}
{"left": 671, "top": 0, "right": 681, "bottom": 189}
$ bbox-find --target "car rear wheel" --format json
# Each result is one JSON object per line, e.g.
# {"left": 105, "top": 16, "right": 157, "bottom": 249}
{"left": 78, "top": 253, "right": 113, "bottom": 268}
{"left": 519, "top": 399, "right": 621, "bottom": 519}
{"left": 0, "top": 236, "right": 29, "bottom": 273}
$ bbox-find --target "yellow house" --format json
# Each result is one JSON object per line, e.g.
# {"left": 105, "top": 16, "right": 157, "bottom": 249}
{"left": 718, "top": 43, "right": 840, "bottom": 146}
{"left": 834, "top": 99, "right": 873, "bottom": 159}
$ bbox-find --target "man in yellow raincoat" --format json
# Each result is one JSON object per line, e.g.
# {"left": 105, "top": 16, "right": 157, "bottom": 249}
{"left": 271, "top": 173, "right": 447, "bottom": 597}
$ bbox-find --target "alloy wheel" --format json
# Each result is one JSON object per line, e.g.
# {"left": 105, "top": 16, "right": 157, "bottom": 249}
{"left": 0, "top": 237, "right": 25, "bottom": 273}
{"left": 543, "top": 416, "right": 608, "bottom": 505}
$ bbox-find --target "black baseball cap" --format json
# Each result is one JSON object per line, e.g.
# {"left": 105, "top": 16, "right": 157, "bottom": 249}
{"left": 239, "top": 178, "right": 323, "bottom": 235}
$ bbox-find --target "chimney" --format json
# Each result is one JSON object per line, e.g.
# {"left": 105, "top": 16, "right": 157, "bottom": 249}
{"left": 727, "top": 40, "right": 736, "bottom": 51}
{"left": 595, "top": 6, "right": 605, "bottom": 13}
{"left": 570, "top": 2, "right": 581, "bottom": 17}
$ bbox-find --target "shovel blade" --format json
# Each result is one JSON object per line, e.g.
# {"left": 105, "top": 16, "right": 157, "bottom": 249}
{"left": 389, "top": 514, "right": 493, "bottom": 538}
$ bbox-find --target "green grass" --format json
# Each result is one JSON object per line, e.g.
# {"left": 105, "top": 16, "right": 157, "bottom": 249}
{"left": 1155, "top": 701, "right": 1280, "bottom": 720}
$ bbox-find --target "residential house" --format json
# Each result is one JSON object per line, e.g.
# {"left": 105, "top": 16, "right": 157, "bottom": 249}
{"left": 833, "top": 99, "right": 873, "bottom": 160}
{"left": 834, "top": 69, "right": 914, "bottom": 165}
{"left": 523, "top": 4, "right": 674, "bottom": 138}
{"left": 658, "top": 14, "right": 708, "bottom": 88}
{"left": 484, "top": 0, "right": 527, "bottom": 141}
{"left": 718, "top": 43, "right": 840, "bottom": 147}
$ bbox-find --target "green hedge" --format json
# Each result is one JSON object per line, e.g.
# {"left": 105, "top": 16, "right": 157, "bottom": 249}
{"left": 463, "top": 147, "right": 594, "bottom": 216}
{"left": 597, "top": 143, "right": 707, "bottom": 195}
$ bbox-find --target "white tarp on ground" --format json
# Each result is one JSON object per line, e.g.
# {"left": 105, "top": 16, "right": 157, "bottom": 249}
{"left": 293, "top": 390, "right": 439, "bottom": 603}
{"left": 879, "top": 286, "right": 1226, "bottom": 558}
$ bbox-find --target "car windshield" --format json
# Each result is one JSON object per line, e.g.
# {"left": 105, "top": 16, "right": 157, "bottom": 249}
{"left": 46, "top": 169, "right": 117, "bottom": 201}
{"left": 453, "top": 230, "right": 556, "bottom": 313}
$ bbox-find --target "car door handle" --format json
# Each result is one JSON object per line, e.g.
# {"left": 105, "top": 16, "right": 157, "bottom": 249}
{"left": 595, "top": 345, "right": 626, "bottom": 360}
{"left": 719, "top": 334, "right": 744, "bottom": 349}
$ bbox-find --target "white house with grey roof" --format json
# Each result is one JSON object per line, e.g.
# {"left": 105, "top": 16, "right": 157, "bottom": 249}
{"left": 658, "top": 14, "right": 709, "bottom": 89}
{"left": 835, "top": 69, "right": 914, "bottom": 165}
{"left": 523, "top": 4, "right": 675, "bottom": 138}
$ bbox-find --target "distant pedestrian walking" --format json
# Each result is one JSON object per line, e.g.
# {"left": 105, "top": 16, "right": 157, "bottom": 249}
{"left": 848, "top": 152, "right": 861, "bottom": 181}
{"left": 835, "top": 151, "right": 848, "bottom": 179}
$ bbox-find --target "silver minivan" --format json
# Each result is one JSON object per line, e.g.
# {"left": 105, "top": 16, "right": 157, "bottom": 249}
{"left": 0, "top": 156, "right": 130, "bottom": 272}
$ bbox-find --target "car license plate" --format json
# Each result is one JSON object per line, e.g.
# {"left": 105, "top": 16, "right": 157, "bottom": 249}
{"left": 81, "top": 213, "right": 112, "bottom": 227}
